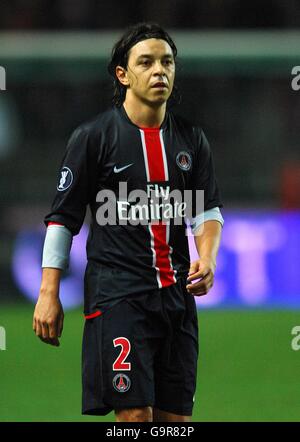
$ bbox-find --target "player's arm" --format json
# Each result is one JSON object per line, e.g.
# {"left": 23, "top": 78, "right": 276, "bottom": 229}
{"left": 187, "top": 127, "right": 224, "bottom": 296}
{"left": 33, "top": 126, "right": 97, "bottom": 346}
{"left": 186, "top": 218, "right": 222, "bottom": 296}
{"left": 33, "top": 223, "right": 72, "bottom": 346}
{"left": 33, "top": 268, "right": 63, "bottom": 346}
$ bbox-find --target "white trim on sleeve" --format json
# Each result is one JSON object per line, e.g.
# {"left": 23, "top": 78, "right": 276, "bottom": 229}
{"left": 42, "top": 224, "right": 73, "bottom": 270}
{"left": 191, "top": 207, "right": 224, "bottom": 235}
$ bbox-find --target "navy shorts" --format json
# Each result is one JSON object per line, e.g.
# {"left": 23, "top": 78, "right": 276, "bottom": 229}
{"left": 81, "top": 276, "right": 199, "bottom": 416}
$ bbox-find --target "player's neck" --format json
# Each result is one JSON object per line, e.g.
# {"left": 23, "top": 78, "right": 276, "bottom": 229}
{"left": 123, "top": 98, "right": 166, "bottom": 129}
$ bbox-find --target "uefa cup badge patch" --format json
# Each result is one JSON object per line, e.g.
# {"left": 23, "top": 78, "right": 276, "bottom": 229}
{"left": 57, "top": 166, "right": 73, "bottom": 191}
{"left": 112, "top": 373, "right": 131, "bottom": 393}
{"left": 176, "top": 151, "right": 192, "bottom": 171}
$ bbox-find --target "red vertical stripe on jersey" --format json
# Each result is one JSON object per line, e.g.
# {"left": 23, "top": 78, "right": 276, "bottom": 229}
{"left": 151, "top": 222, "right": 176, "bottom": 286}
{"left": 143, "top": 130, "right": 165, "bottom": 182}
{"left": 141, "top": 129, "right": 176, "bottom": 288}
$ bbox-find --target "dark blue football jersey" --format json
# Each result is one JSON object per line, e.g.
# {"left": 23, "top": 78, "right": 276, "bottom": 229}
{"left": 44, "top": 105, "right": 222, "bottom": 314}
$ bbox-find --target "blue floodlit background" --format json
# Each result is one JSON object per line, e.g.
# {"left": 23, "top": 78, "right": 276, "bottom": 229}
{"left": 1, "top": 0, "right": 300, "bottom": 422}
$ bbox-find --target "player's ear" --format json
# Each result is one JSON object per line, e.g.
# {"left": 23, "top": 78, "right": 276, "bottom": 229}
{"left": 116, "top": 66, "right": 130, "bottom": 87}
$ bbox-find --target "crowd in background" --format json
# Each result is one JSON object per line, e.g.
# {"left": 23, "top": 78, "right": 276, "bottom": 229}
{"left": 1, "top": 0, "right": 300, "bottom": 30}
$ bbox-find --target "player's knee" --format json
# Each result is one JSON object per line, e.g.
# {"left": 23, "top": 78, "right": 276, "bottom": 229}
{"left": 115, "top": 406, "right": 153, "bottom": 422}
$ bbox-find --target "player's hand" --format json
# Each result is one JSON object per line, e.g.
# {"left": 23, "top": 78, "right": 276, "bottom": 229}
{"left": 33, "top": 291, "right": 64, "bottom": 347}
{"left": 186, "top": 258, "right": 215, "bottom": 296}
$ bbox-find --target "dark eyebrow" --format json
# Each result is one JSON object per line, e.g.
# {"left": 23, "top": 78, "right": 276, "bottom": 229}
{"left": 136, "top": 54, "right": 174, "bottom": 61}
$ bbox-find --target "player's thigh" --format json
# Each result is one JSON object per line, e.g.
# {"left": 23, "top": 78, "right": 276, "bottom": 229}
{"left": 101, "top": 299, "right": 159, "bottom": 409}
{"left": 154, "top": 291, "right": 199, "bottom": 416}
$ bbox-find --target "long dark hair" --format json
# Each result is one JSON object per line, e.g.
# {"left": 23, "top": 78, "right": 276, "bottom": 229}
{"left": 107, "top": 22, "right": 180, "bottom": 107}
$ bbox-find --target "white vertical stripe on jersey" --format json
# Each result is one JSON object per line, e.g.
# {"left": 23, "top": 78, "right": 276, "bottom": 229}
{"left": 160, "top": 130, "right": 176, "bottom": 282}
{"left": 159, "top": 129, "right": 169, "bottom": 181}
{"left": 148, "top": 224, "right": 162, "bottom": 288}
{"left": 166, "top": 222, "right": 177, "bottom": 283}
{"left": 139, "top": 129, "right": 150, "bottom": 182}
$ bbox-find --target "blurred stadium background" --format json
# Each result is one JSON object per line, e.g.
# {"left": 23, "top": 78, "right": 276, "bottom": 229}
{"left": 1, "top": 0, "right": 300, "bottom": 422}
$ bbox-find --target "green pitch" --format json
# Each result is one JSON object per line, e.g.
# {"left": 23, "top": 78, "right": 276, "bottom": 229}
{"left": 0, "top": 303, "right": 300, "bottom": 422}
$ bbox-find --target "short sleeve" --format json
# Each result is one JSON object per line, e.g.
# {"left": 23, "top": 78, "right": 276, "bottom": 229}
{"left": 44, "top": 126, "right": 98, "bottom": 235}
{"left": 191, "top": 127, "right": 223, "bottom": 217}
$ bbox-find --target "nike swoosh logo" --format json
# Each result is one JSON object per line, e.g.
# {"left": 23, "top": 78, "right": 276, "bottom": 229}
{"left": 113, "top": 163, "right": 134, "bottom": 173}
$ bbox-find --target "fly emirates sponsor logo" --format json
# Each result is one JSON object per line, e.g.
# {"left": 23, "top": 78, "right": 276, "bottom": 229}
{"left": 95, "top": 182, "right": 204, "bottom": 227}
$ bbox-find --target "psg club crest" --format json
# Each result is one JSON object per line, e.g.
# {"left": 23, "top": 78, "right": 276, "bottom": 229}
{"left": 176, "top": 151, "right": 192, "bottom": 171}
{"left": 113, "top": 373, "right": 131, "bottom": 393}
{"left": 57, "top": 166, "right": 73, "bottom": 191}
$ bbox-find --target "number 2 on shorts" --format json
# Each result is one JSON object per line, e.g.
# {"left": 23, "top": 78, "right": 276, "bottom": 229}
{"left": 112, "top": 337, "right": 131, "bottom": 371}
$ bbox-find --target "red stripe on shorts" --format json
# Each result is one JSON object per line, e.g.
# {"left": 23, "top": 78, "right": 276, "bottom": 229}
{"left": 84, "top": 310, "right": 102, "bottom": 320}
